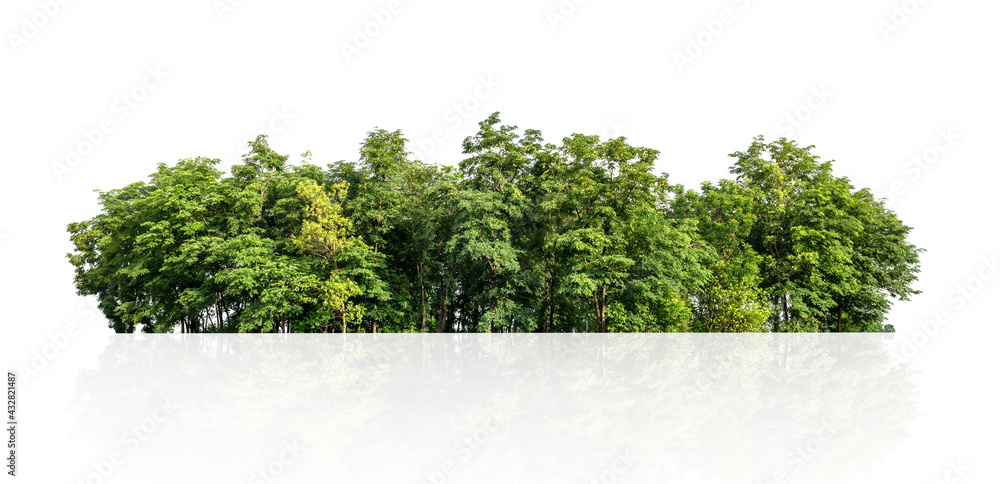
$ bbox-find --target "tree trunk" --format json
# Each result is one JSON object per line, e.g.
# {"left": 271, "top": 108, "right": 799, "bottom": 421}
{"left": 593, "top": 285, "right": 608, "bottom": 333}
{"left": 436, "top": 266, "right": 455, "bottom": 333}
{"left": 782, "top": 295, "right": 790, "bottom": 328}
{"left": 215, "top": 298, "right": 223, "bottom": 332}
{"left": 600, "top": 285, "right": 607, "bottom": 332}
{"left": 544, "top": 273, "right": 554, "bottom": 333}
{"left": 419, "top": 262, "right": 427, "bottom": 331}
{"left": 547, "top": 300, "right": 553, "bottom": 333}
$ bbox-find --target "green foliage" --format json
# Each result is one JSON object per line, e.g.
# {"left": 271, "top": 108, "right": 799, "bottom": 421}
{"left": 67, "top": 117, "right": 922, "bottom": 332}
{"left": 726, "top": 137, "right": 922, "bottom": 332}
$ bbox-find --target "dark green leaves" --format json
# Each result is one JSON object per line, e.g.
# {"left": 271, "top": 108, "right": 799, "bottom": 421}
{"left": 67, "top": 120, "right": 922, "bottom": 333}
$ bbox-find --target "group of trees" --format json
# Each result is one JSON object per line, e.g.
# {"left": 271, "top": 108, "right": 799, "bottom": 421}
{"left": 66, "top": 113, "right": 922, "bottom": 333}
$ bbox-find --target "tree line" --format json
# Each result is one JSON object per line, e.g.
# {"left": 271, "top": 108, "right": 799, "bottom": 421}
{"left": 66, "top": 113, "right": 922, "bottom": 333}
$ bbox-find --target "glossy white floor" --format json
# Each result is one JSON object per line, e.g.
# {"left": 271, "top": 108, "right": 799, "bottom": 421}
{"left": 4, "top": 332, "right": 994, "bottom": 483}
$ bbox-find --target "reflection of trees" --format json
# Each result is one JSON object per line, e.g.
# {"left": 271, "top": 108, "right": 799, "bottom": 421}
{"left": 70, "top": 335, "right": 396, "bottom": 482}
{"left": 461, "top": 335, "right": 919, "bottom": 483}
{"left": 71, "top": 334, "right": 916, "bottom": 483}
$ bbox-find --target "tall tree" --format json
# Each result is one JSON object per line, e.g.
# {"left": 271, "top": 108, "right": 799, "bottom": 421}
{"left": 729, "top": 136, "right": 921, "bottom": 332}
{"left": 667, "top": 179, "right": 770, "bottom": 332}
{"left": 447, "top": 113, "right": 532, "bottom": 332}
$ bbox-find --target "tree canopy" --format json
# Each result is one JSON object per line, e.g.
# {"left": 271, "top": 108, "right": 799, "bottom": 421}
{"left": 67, "top": 114, "right": 922, "bottom": 333}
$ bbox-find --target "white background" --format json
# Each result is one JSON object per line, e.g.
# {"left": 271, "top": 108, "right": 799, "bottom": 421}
{"left": 2, "top": 0, "right": 998, "bottom": 482}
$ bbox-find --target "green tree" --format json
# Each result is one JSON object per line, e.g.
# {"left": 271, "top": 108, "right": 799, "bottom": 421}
{"left": 443, "top": 113, "right": 534, "bottom": 332}
{"left": 291, "top": 179, "right": 366, "bottom": 332}
{"left": 667, "top": 179, "right": 770, "bottom": 332}
{"left": 729, "top": 136, "right": 921, "bottom": 332}
{"left": 67, "top": 119, "right": 922, "bottom": 333}
{"left": 553, "top": 134, "right": 693, "bottom": 332}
